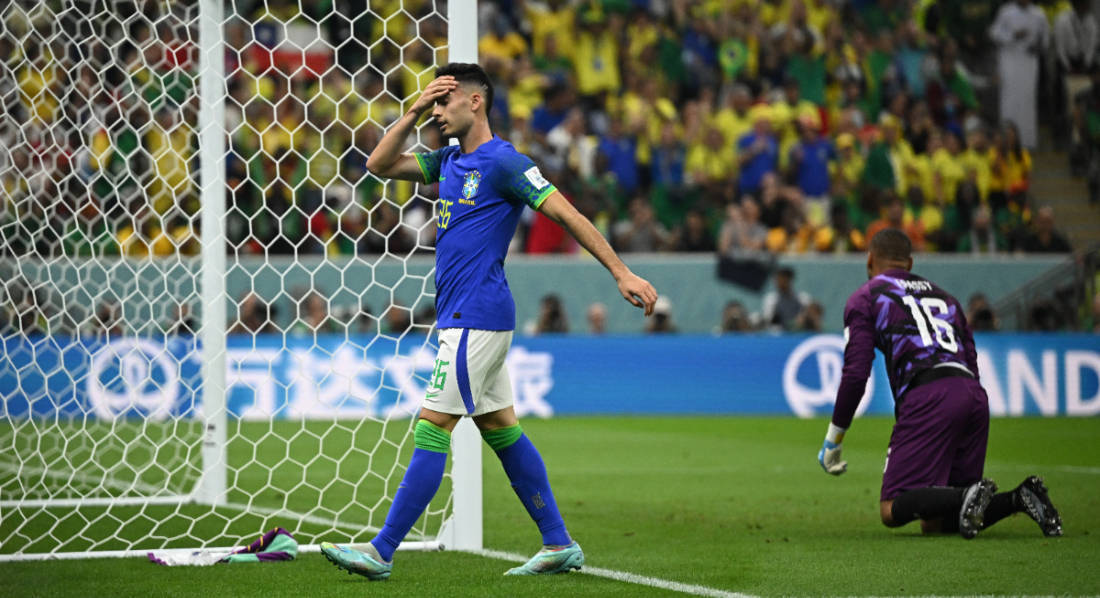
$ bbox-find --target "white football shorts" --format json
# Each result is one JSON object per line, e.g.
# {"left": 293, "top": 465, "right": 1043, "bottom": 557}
{"left": 421, "top": 328, "right": 514, "bottom": 416}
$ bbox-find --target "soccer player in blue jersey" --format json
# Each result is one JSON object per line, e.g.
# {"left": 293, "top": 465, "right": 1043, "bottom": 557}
{"left": 320, "top": 63, "right": 658, "bottom": 579}
{"left": 817, "top": 229, "right": 1063, "bottom": 539}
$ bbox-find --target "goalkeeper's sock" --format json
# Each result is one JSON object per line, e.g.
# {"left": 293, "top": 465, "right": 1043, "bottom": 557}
{"left": 484, "top": 426, "right": 572, "bottom": 547}
{"left": 371, "top": 420, "right": 450, "bottom": 562}
{"left": 980, "top": 492, "right": 1019, "bottom": 529}
{"left": 890, "top": 487, "right": 965, "bottom": 526}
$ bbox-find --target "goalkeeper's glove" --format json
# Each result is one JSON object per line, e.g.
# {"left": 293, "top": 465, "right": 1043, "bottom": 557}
{"left": 818, "top": 423, "right": 848, "bottom": 475}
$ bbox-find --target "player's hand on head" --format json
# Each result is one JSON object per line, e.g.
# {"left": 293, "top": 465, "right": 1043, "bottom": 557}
{"left": 410, "top": 76, "right": 457, "bottom": 115}
{"left": 617, "top": 273, "right": 658, "bottom": 316}
{"left": 818, "top": 440, "right": 847, "bottom": 475}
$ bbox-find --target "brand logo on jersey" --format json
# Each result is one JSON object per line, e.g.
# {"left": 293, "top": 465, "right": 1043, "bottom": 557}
{"left": 896, "top": 278, "right": 933, "bottom": 292}
{"left": 783, "top": 334, "right": 874, "bottom": 418}
{"left": 524, "top": 166, "right": 549, "bottom": 189}
{"left": 462, "top": 170, "right": 481, "bottom": 199}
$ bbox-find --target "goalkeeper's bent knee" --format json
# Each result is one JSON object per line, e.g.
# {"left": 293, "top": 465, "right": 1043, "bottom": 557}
{"left": 414, "top": 419, "right": 452, "bottom": 453}
{"left": 481, "top": 424, "right": 523, "bottom": 452}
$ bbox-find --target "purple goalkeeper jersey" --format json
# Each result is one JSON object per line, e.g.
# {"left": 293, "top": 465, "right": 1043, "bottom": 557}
{"left": 831, "top": 268, "right": 979, "bottom": 428}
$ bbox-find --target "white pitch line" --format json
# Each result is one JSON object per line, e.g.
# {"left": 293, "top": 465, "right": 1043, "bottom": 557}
{"left": 992, "top": 463, "right": 1100, "bottom": 475}
{"left": 470, "top": 548, "right": 757, "bottom": 598}
{"left": 1038, "top": 464, "right": 1100, "bottom": 475}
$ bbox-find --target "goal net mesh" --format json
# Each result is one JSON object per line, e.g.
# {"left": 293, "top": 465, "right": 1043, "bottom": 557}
{"left": 0, "top": 0, "right": 451, "bottom": 556}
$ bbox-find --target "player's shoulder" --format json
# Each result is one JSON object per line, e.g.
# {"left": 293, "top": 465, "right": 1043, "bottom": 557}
{"left": 919, "top": 273, "right": 963, "bottom": 306}
{"left": 422, "top": 143, "right": 460, "bottom": 168}
{"left": 435, "top": 144, "right": 461, "bottom": 160}
{"left": 483, "top": 136, "right": 550, "bottom": 187}
{"left": 846, "top": 271, "right": 906, "bottom": 311}
{"left": 484, "top": 136, "right": 531, "bottom": 167}
{"left": 843, "top": 278, "right": 877, "bottom": 315}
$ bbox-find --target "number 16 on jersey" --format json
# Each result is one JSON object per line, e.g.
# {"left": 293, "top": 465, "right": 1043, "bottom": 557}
{"left": 901, "top": 295, "right": 959, "bottom": 352}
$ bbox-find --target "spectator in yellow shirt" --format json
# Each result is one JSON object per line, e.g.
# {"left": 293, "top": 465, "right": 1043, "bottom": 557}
{"left": 773, "top": 77, "right": 819, "bottom": 148}
{"left": 686, "top": 127, "right": 738, "bottom": 188}
{"left": 146, "top": 107, "right": 194, "bottom": 215}
{"left": 369, "top": 0, "right": 417, "bottom": 47}
{"left": 573, "top": 14, "right": 621, "bottom": 101}
{"left": 905, "top": 148, "right": 935, "bottom": 205}
{"left": 506, "top": 56, "right": 549, "bottom": 124}
{"left": 479, "top": 14, "right": 528, "bottom": 65}
{"left": 624, "top": 9, "right": 660, "bottom": 71}
{"left": 608, "top": 74, "right": 674, "bottom": 168}
{"left": 929, "top": 130, "right": 966, "bottom": 203}
{"left": 804, "top": 0, "right": 837, "bottom": 34}
{"left": 525, "top": 0, "right": 576, "bottom": 59}
{"left": 908, "top": 187, "right": 946, "bottom": 250}
{"left": 830, "top": 133, "right": 865, "bottom": 201}
{"left": 992, "top": 121, "right": 1033, "bottom": 196}
{"left": 879, "top": 114, "right": 916, "bottom": 195}
{"left": 17, "top": 46, "right": 62, "bottom": 127}
{"left": 400, "top": 44, "right": 437, "bottom": 104}
{"left": 713, "top": 85, "right": 755, "bottom": 148}
{"left": 959, "top": 127, "right": 994, "bottom": 202}
{"left": 117, "top": 207, "right": 154, "bottom": 258}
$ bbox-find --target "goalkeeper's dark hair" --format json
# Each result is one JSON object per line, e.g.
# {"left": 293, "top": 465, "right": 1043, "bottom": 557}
{"left": 436, "top": 63, "right": 493, "bottom": 117}
{"left": 870, "top": 228, "right": 912, "bottom": 262}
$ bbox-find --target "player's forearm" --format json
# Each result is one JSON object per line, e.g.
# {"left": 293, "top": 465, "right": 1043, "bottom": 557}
{"left": 831, "top": 376, "right": 867, "bottom": 429}
{"left": 561, "top": 210, "right": 630, "bottom": 281}
{"left": 365, "top": 110, "right": 421, "bottom": 176}
{"left": 834, "top": 319, "right": 875, "bottom": 429}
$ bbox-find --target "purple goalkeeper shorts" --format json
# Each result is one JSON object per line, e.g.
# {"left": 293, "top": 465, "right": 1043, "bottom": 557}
{"left": 880, "top": 376, "right": 989, "bottom": 501}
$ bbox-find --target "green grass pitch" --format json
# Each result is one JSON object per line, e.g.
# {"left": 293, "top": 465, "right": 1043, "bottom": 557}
{"left": 3, "top": 416, "right": 1099, "bottom": 597}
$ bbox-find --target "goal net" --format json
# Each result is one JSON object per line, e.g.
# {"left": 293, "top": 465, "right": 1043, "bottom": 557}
{"left": 0, "top": 0, "right": 480, "bottom": 559}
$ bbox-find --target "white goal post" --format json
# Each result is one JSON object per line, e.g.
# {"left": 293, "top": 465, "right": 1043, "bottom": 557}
{"left": 0, "top": 0, "right": 481, "bottom": 560}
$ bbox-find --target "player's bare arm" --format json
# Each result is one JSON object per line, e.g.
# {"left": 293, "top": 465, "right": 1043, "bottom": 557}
{"left": 538, "top": 190, "right": 658, "bottom": 316}
{"left": 365, "top": 76, "right": 458, "bottom": 181}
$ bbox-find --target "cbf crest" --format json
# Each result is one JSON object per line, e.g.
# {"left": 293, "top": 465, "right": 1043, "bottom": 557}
{"left": 462, "top": 170, "right": 481, "bottom": 199}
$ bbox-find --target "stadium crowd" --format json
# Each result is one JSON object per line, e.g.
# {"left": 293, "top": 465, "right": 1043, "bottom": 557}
{"left": 1, "top": 0, "right": 1096, "bottom": 264}
{"left": 486, "top": 0, "right": 1094, "bottom": 256}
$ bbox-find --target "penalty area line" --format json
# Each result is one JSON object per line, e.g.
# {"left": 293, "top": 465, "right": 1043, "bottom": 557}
{"left": 469, "top": 548, "right": 757, "bottom": 598}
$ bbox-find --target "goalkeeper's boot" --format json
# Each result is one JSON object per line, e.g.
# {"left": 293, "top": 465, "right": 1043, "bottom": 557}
{"left": 958, "top": 478, "right": 997, "bottom": 540}
{"left": 1016, "top": 476, "right": 1063, "bottom": 537}
{"left": 504, "top": 541, "right": 584, "bottom": 576}
{"left": 320, "top": 541, "right": 392, "bottom": 580}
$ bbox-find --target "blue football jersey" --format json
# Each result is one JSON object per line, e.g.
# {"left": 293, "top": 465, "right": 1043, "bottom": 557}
{"left": 414, "top": 136, "right": 556, "bottom": 330}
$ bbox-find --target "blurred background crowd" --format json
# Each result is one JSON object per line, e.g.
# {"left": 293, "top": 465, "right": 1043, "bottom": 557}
{"left": 490, "top": 0, "right": 1096, "bottom": 258}
{"left": 2, "top": 0, "right": 1098, "bottom": 262}
{"left": 1, "top": 0, "right": 1099, "bottom": 336}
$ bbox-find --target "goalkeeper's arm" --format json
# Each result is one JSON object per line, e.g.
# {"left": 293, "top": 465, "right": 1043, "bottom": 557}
{"left": 538, "top": 191, "right": 658, "bottom": 316}
{"left": 818, "top": 303, "right": 875, "bottom": 475}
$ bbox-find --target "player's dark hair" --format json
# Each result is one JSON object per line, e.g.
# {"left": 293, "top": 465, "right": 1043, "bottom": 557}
{"left": 436, "top": 62, "right": 493, "bottom": 117}
{"left": 870, "top": 228, "right": 912, "bottom": 262}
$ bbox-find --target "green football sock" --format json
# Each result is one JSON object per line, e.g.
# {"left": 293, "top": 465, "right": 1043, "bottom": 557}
{"left": 481, "top": 424, "right": 523, "bottom": 451}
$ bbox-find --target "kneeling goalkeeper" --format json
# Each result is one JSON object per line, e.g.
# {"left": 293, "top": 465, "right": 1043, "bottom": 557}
{"left": 817, "top": 229, "right": 1062, "bottom": 539}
